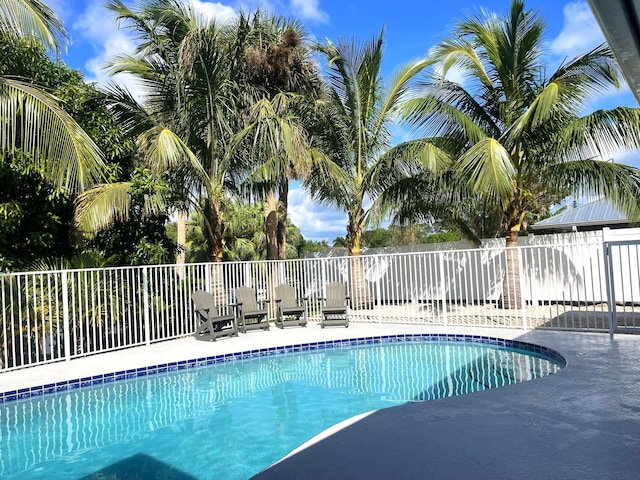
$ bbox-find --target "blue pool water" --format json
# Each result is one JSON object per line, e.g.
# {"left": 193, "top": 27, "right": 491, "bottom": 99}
{"left": 0, "top": 337, "right": 563, "bottom": 479}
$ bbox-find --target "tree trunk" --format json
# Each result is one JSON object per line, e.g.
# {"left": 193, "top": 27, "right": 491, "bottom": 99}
{"left": 277, "top": 181, "right": 288, "bottom": 260}
{"left": 204, "top": 198, "right": 226, "bottom": 304}
{"left": 501, "top": 230, "right": 522, "bottom": 309}
{"left": 265, "top": 189, "right": 278, "bottom": 260}
{"left": 349, "top": 251, "right": 373, "bottom": 310}
{"left": 176, "top": 210, "right": 186, "bottom": 264}
{"left": 347, "top": 210, "right": 373, "bottom": 309}
{"left": 175, "top": 209, "right": 186, "bottom": 279}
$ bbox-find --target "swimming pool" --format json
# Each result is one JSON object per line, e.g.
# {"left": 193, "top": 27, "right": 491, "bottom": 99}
{"left": 0, "top": 335, "right": 564, "bottom": 479}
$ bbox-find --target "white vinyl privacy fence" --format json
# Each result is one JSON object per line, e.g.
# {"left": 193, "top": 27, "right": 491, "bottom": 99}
{"left": 1, "top": 232, "right": 639, "bottom": 371}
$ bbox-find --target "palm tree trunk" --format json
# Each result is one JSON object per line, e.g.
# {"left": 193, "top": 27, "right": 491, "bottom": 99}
{"left": 347, "top": 213, "right": 373, "bottom": 309}
{"left": 349, "top": 251, "right": 373, "bottom": 310}
{"left": 265, "top": 189, "right": 278, "bottom": 260}
{"left": 204, "top": 197, "right": 226, "bottom": 303}
{"left": 277, "top": 181, "right": 288, "bottom": 260}
{"left": 501, "top": 230, "right": 522, "bottom": 309}
{"left": 176, "top": 210, "right": 186, "bottom": 264}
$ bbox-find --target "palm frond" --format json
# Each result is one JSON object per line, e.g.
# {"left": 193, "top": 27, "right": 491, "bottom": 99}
{"left": 74, "top": 182, "right": 133, "bottom": 235}
{"left": 559, "top": 107, "right": 640, "bottom": 161}
{"left": 548, "top": 159, "right": 640, "bottom": 220}
{"left": 75, "top": 181, "right": 170, "bottom": 236}
{"left": 0, "top": 0, "right": 68, "bottom": 52}
{"left": 457, "top": 137, "right": 515, "bottom": 206}
{"left": 0, "top": 78, "right": 106, "bottom": 193}
{"left": 137, "top": 125, "right": 208, "bottom": 183}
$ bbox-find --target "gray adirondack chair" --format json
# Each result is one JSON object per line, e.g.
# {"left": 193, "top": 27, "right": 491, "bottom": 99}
{"left": 192, "top": 290, "right": 238, "bottom": 341}
{"left": 274, "top": 284, "right": 308, "bottom": 329}
{"left": 321, "top": 282, "right": 349, "bottom": 328}
{"left": 235, "top": 287, "right": 270, "bottom": 333}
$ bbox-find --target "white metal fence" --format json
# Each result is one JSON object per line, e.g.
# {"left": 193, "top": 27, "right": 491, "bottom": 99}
{"left": 1, "top": 235, "right": 639, "bottom": 371}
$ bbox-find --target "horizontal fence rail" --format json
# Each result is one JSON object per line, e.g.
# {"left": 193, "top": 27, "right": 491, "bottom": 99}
{"left": 1, "top": 234, "right": 639, "bottom": 371}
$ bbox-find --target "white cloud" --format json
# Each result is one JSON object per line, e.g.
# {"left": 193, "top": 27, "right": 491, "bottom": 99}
{"left": 192, "top": 0, "right": 236, "bottom": 26}
{"left": 72, "top": 1, "right": 237, "bottom": 101}
{"left": 73, "top": 1, "right": 145, "bottom": 99}
{"left": 288, "top": 186, "right": 346, "bottom": 242}
{"left": 550, "top": 1, "right": 605, "bottom": 60}
{"left": 290, "top": 0, "right": 328, "bottom": 23}
{"left": 549, "top": 1, "right": 636, "bottom": 110}
{"left": 611, "top": 150, "right": 640, "bottom": 169}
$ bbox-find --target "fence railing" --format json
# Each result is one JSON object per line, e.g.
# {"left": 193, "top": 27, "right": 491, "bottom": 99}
{"left": 2, "top": 237, "right": 639, "bottom": 371}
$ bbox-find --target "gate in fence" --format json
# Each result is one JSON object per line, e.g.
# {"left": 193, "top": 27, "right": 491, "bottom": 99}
{"left": 603, "top": 239, "right": 640, "bottom": 336}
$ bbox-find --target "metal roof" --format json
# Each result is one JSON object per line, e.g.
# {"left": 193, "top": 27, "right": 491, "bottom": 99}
{"left": 531, "top": 199, "right": 630, "bottom": 230}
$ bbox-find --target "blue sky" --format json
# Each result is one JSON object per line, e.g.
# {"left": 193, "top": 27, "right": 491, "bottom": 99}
{"left": 48, "top": 0, "right": 639, "bottom": 242}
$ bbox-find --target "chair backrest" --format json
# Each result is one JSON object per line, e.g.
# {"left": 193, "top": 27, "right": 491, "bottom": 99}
{"left": 275, "top": 284, "right": 297, "bottom": 309}
{"left": 325, "top": 282, "right": 346, "bottom": 308}
{"left": 235, "top": 287, "right": 259, "bottom": 311}
{"left": 192, "top": 290, "right": 219, "bottom": 317}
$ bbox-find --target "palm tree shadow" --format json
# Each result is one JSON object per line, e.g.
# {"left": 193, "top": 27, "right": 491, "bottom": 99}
{"left": 80, "top": 453, "right": 197, "bottom": 480}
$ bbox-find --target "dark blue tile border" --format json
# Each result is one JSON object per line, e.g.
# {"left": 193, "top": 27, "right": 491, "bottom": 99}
{"left": 0, "top": 333, "right": 566, "bottom": 404}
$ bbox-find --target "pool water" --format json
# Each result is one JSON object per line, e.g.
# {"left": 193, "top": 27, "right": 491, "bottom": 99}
{"left": 0, "top": 339, "right": 563, "bottom": 479}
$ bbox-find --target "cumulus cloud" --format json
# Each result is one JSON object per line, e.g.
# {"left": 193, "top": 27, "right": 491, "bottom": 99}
{"left": 288, "top": 186, "right": 346, "bottom": 242}
{"left": 72, "top": 1, "right": 146, "bottom": 99}
{"left": 290, "top": 0, "right": 328, "bottom": 23}
{"left": 549, "top": 1, "right": 634, "bottom": 109}
{"left": 550, "top": 1, "right": 605, "bottom": 61}
{"left": 72, "top": 0, "right": 237, "bottom": 101}
{"left": 192, "top": 0, "right": 236, "bottom": 25}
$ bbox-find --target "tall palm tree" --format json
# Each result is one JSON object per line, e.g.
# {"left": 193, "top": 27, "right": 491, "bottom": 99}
{"left": 0, "top": 0, "right": 106, "bottom": 194}
{"left": 232, "top": 12, "right": 322, "bottom": 260}
{"left": 308, "top": 30, "right": 435, "bottom": 307}
{"left": 78, "top": 0, "right": 243, "bottom": 265}
{"left": 397, "top": 0, "right": 640, "bottom": 307}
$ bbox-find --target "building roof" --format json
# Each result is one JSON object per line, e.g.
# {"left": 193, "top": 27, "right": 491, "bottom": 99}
{"left": 531, "top": 199, "right": 630, "bottom": 230}
{"left": 588, "top": 0, "right": 640, "bottom": 104}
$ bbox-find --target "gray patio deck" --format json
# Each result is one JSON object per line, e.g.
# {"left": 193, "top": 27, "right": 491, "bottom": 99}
{"left": 254, "top": 329, "right": 640, "bottom": 480}
{"left": 1, "top": 324, "right": 638, "bottom": 479}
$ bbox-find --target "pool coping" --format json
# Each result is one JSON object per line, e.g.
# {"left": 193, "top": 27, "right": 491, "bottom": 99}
{"left": 0, "top": 332, "right": 565, "bottom": 403}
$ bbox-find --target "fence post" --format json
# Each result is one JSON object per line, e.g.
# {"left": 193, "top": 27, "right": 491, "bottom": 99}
{"left": 602, "top": 241, "right": 616, "bottom": 339}
{"left": 143, "top": 266, "right": 151, "bottom": 346}
{"left": 61, "top": 271, "right": 71, "bottom": 362}
{"left": 519, "top": 247, "right": 528, "bottom": 330}
{"left": 439, "top": 251, "right": 447, "bottom": 326}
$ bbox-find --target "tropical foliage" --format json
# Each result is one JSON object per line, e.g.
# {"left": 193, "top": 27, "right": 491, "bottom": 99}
{"left": 0, "top": 1, "right": 106, "bottom": 195}
{"left": 385, "top": 0, "right": 640, "bottom": 306}
{"left": 308, "top": 30, "right": 438, "bottom": 256}
{"left": 392, "top": 0, "right": 640, "bottom": 246}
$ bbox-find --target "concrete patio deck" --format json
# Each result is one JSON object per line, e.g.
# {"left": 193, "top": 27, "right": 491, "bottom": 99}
{"left": 1, "top": 323, "right": 639, "bottom": 479}
{"left": 254, "top": 329, "right": 640, "bottom": 480}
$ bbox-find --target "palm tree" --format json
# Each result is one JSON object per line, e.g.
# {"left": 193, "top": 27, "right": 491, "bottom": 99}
{"left": 308, "top": 30, "right": 435, "bottom": 307}
{"left": 231, "top": 12, "right": 322, "bottom": 260}
{"left": 0, "top": 0, "right": 106, "bottom": 194}
{"left": 77, "top": 0, "right": 243, "bottom": 265}
{"left": 397, "top": 0, "right": 640, "bottom": 307}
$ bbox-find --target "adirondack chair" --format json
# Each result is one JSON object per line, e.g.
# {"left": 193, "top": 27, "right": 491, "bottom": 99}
{"left": 321, "top": 282, "right": 349, "bottom": 328}
{"left": 192, "top": 290, "right": 238, "bottom": 341}
{"left": 274, "top": 284, "right": 308, "bottom": 329}
{"left": 235, "top": 286, "right": 270, "bottom": 333}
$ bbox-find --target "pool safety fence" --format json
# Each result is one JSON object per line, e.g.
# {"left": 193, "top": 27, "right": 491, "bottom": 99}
{"left": 1, "top": 233, "right": 639, "bottom": 371}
